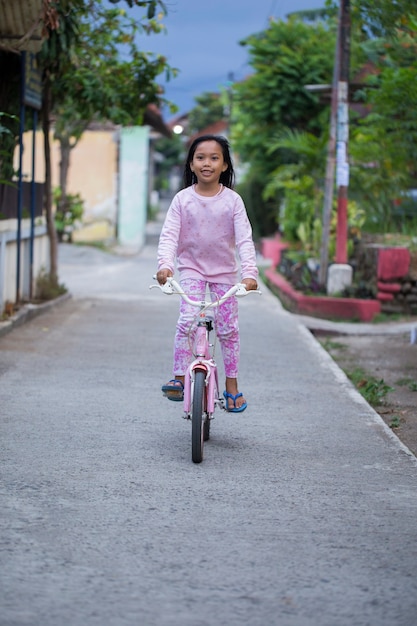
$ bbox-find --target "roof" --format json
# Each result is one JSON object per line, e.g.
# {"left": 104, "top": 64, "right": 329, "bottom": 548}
{"left": 144, "top": 104, "right": 172, "bottom": 138}
{"left": 0, "top": 0, "right": 46, "bottom": 53}
{"left": 188, "top": 120, "right": 228, "bottom": 145}
{"left": 81, "top": 104, "right": 172, "bottom": 138}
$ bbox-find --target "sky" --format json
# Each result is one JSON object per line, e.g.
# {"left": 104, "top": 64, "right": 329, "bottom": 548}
{"left": 139, "top": 0, "right": 327, "bottom": 119}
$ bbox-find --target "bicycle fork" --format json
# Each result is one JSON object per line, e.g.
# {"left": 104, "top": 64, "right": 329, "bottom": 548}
{"left": 183, "top": 360, "right": 220, "bottom": 419}
{"left": 182, "top": 322, "right": 223, "bottom": 419}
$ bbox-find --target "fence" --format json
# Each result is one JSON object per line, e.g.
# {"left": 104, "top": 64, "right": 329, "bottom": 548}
{"left": 0, "top": 217, "right": 49, "bottom": 313}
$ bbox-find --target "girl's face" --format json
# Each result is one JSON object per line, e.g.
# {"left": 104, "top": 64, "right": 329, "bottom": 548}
{"left": 190, "top": 140, "right": 228, "bottom": 185}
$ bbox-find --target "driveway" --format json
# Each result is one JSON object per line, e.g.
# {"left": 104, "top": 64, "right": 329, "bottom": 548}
{"left": 0, "top": 239, "right": 416, "bottom": 626}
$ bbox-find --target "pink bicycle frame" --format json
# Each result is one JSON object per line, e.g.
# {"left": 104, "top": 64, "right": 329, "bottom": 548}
{"left": 183, "top": 324, "right": 220, "bottom": 416}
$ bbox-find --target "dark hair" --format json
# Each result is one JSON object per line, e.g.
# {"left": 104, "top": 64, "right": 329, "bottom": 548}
{"left": 183, "top": 134, "right": 235, "bottom": 189}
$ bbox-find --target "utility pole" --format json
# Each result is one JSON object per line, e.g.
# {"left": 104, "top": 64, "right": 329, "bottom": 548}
{"left": 225, "top": 71, "right": 234, "bottom": 135}
{"left": 335, "top": 0, "right": 351, "bottom": 264}
{"left": 318, "top": 1, "right": 342, "bottom": 286}
{"left": 320, "top": 0, "right": 352, "bottom": 293}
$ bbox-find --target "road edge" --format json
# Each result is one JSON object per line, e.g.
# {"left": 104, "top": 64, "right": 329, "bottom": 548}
{"left": 0, "top": 292, "right": 72, "bottom": 339}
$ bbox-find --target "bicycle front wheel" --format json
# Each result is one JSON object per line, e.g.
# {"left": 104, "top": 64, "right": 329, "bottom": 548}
{"left": 203, "top": 415, "right": 210, "bottom": 442}
{"left": 192, "top": 369, "right": 206, "bottom": 463}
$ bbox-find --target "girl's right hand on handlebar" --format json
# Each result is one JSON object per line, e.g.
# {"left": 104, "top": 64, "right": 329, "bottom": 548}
{"left": 156, "top": 269, "right": 173, "bottom": 285}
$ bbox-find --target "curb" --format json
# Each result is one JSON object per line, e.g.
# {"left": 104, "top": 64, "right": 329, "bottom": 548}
{"left": 264, "top": 266, "right": 381, "bottom": 322}
{"left": 296, "top": 321, "right": 417, "bottom": 465}
{"left": 0, "top": 292, "right": 72, "bottom": 339}
{"left": 295, "top": 313, "right": 417, "bottom": 337}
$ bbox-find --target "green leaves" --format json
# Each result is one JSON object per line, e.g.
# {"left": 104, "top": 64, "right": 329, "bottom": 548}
{"left": 231, "top": 15, "right": 336, "bottom": 237}
{"left": 353, "top": 0, "right": 417, "bottom": 38}
{"left": 348, "top": 4, "right": 417, "bottom": 227}
{"left": 42, "top": 0, "right": 175, "bottom": 146}
{"left": 0, "top": 112, "right": 18, "bottom": 137}
{"left": 231, "top": 1, "right": 417, "bottom": 239}
{"left": 233, "top": 15, "right": 336, "bottom": 167}
{"left": 345, "top": 367, "right": 393, "bottom": 407}
{"left": 188, "top": 92, "right": 225, "bottom": 134}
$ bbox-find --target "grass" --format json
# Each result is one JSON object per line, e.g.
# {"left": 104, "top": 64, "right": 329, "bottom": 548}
{"left": 35, "top": 270, "right": 67, "bottom": 302}
{"left": 343, "top": 367, "right": 394, "bottom": 406}
{"left": 372, "top": 312, "right": 411, "bottom": 324}
{"left": 389, "top": 415, "right": 402, "bottom": 429}
{"left": 74, "top": 241, "right": 114, "bottom": 253}
{"left": 320, "top": 339, "right": 347, "bottom": 351}
{"left": 395, "top": 377, "right": 417, "bottom": 392}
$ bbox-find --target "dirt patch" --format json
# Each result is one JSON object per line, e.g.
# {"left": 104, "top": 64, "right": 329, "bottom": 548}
{"left": 317, "top": 330, "right": 417, "bottom": 457}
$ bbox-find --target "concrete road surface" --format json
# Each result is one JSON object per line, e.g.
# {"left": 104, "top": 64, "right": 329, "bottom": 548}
{"left": 1, "top": 237, "right": 416, "bottom": 626}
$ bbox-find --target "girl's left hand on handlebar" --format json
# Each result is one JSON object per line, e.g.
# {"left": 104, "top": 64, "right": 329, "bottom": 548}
{"left": 241, "top": 278, "right": 258, "bottom": 291}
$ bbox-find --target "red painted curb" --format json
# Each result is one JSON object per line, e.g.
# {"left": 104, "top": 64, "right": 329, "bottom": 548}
{"left": 265, "top": 268, "right": 381, "bottom": 322}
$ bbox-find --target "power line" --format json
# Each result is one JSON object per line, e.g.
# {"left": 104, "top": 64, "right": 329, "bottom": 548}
{"left": 265, "top": 0, "right": 278, "bottom": 25}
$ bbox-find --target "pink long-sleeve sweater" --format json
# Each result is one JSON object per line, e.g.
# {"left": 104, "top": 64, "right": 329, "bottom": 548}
{"left": 157, "top": 185, "right": 259, "bottom": 285}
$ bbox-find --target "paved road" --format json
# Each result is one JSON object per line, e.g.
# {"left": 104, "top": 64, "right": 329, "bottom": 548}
{"left": 1, "top": 233, "right": 417, "bottom": 626}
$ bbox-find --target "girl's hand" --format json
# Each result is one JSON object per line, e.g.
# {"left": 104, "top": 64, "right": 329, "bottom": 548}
{"left": 156, "top": 269, "right": 173, "bottom": 285}
{"left": 242, "top": 278, "right": 258, "bottom": 291}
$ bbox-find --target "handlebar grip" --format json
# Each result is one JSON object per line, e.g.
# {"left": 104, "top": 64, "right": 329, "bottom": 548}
{"left": 234, "top": 283, "right": 262, "bottom": 297}
{"left": 149, "top": 275, "right": 179, "bottom": 295}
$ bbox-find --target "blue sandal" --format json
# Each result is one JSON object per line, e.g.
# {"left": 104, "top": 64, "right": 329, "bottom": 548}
{"left": 223, "top": 391, "right": 247, "bottom": 413}
{"left": 162, "top": 379, "right": 184, "bottom": 401}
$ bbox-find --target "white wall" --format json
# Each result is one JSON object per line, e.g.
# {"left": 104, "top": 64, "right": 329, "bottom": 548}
{"left": 0, "top": 218, "right": 49, "bottom": 312}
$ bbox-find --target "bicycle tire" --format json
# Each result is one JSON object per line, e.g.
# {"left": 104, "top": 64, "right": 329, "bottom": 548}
{"left": 192, "top": 369, "right": 206, "bottom": 463}
{"left": 203, "top": 415, "right": 210, "bottom": 442}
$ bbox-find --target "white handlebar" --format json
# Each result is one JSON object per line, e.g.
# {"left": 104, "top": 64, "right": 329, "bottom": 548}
{"left": 150, "top": 276, "right": 261, "bottom": 308}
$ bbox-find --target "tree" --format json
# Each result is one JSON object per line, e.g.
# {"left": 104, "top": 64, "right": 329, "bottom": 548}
{"left": 231, "top": 1, "right": 417, "bottom": 241}
{"left": 39, "top": 0, "right": 81, "bottom": 286}
{"left": 153, "top": 133, "right": 184, "bottom": 193}
{"left": 231, "top": 12, "right": 336, "bottom": 237}
{"left": 264, "top": 129, "right": 327, "bottom": 243}
{"left": 187, "top": 92, "right": 226, "bottom": 134}
{"left": 0, "top": 53, "right": 21, "bottom": 181}
{"left": 52, "top": 4, "right": 175, "bottom": 236}
{"left": 39, "top": 0, "right": 173, "bottom": 283}
{"left": 352, "top": 0, "right": 417, "bottom": 37}
{"left": 349, "top": 6, "right": 417, "bottom": 228}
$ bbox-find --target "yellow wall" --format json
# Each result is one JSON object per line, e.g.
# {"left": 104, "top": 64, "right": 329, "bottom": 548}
{"left": 18, "top": 128, "right": 119, "bottom": 241}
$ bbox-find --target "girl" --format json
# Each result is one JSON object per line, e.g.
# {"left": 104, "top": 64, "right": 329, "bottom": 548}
{"left": 156, "top": 134, "right": 258, "bottom": 412}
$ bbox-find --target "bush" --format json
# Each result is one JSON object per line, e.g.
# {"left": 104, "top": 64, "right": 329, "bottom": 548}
{"left": 35, "top": 268, "right": 67, "bottom": 301}
{"left": 54, "top": 188, "right": 84, "bottom": 242}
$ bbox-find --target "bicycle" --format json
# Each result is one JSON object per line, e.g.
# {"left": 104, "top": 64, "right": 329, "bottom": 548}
{"left": 150, "top": 276, "right": 261, "bottom": 463}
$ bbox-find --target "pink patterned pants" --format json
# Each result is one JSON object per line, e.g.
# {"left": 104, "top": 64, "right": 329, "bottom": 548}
{"left": 173, "top": 278, "right": 240, "bottom": 378}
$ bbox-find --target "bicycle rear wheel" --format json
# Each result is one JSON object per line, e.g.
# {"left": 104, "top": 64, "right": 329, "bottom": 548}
{"left": 192, "top": 369, "right": 206, "bottom": 463}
